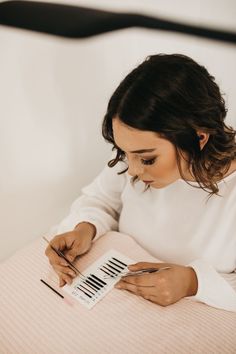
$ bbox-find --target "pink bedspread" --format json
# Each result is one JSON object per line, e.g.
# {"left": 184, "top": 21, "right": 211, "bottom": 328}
{"left": 1, "top": 231, "right": 236, "bottom": 353}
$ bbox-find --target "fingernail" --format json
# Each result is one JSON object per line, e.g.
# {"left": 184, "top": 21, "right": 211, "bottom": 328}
{"left": 59, "top": 280, "right": 64, "bottom": 287}
{"left": 69, "top": 271, "right": 75, "bottom": 277}
{"left": 115, "top": 283, "right": 121, "bottom": 289}
{"left": 61, "top": 261, "right": 68, "bottom": 266}
{"left": 128, "top": 266, "right": 135, "bottom": 271}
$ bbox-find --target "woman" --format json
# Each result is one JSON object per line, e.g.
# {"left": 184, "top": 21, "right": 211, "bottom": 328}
{"left": 45, "top": 53, "right": 236, "bottom": 311}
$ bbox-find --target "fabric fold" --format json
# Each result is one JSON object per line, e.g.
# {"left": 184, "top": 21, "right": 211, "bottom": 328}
{"left": 186, "top": 258, "right": 236, "bottom": 312}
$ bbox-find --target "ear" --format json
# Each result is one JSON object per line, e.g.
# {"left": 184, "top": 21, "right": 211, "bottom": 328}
{"left": 196, "top": 131, "right": 210, "bottom": 150}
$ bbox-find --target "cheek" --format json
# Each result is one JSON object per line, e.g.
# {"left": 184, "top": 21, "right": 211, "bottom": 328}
{"left": 150, "top": 156, "right": 178, "bottom": 177}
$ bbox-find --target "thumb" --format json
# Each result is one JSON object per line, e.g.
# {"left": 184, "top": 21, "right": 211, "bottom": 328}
{"left": 128, "top": 262, "right": 158, "bottom": 271}
{"left": 128, "top": 262, "right": 147, "bottom": 271}
{"left": 65, "top": 244, "right": 81, "bottom": 262}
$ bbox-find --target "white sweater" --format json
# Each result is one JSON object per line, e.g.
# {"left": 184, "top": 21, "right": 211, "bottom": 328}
{"left": 55, "top": 154, "right": 236, "bottom": 312}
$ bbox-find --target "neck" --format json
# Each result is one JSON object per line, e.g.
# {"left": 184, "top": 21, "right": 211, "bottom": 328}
{"left": 183, "top": 159, "right": 236, "bottom": 182}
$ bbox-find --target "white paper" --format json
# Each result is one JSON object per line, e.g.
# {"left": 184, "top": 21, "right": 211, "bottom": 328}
{"left": 63, "top": 249, "right": 134, "bottom": 309}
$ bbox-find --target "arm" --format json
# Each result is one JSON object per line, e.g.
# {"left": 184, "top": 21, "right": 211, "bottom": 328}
{"left": 186, "top": 259, "right": 236, "bottom": 312}
{"left": 74, "top": 221, "right": 97, "bottom": 240}
{"left": 115, "top": 260, "right": 236, "bottom": 311}
{"left": 53, "top": 153, "right": 127, "bottom": 241}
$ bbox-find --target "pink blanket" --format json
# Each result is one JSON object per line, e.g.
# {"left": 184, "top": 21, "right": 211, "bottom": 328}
{"left": 1, "top": 231, "right": 236, "bottom": 353}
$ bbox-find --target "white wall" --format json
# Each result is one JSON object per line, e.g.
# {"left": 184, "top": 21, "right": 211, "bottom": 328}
{"left": 0, "top": 0, "right": 236, "bottom": 261}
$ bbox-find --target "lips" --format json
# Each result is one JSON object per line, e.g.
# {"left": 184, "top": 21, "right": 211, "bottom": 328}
{"left": 143, "top": 180, "right": 154, "bottom": 183}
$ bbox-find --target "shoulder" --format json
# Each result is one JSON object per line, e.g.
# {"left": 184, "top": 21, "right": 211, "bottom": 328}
{"left": 223, "top": 160, "right": 236, "bottom": 179}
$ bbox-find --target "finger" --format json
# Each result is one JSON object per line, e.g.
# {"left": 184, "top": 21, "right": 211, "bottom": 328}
{"left": 121, "top": 273, "right": 156, "bottom": 287}
{"left": 115, "top": 281, "right": 146, "bottom": 297}
{"left": 128, "top": 262, "right": 152, "bottom": 271}
{"left": 46, "top": 235, "right": 76, "bottom": 259}
{"left": 59, "top": 276, "right": 66, "bottom": 287}
{"left": 65, "top": 239, "right": 85, "bottom": 262}
{"left": 49, "top": 235, "right": 68, "bottom": 252}
{"left": 45, "top": 236, "right": 69, "bottom": 264}
{"left": 128, "top": 262, "right": 165, "bottom": 271}
{"left": 115, "top": 280, "right": 158, "bottom": 302}
{"left": 45, "top": 246, "right": 69, "bottom": 267}
{"left": 143, "top": 294, "right": 158, "bottom": 303}
{"left": 53, "top": 266, "right": 75, "bottom": 288}
{"left": 58, "top": 272, "right": 73, "bottom": 286}
{"left": 116, "top": 278, "right": 175, "bottom": 306}
{"left": 53, "top": 264, "right": 77, "bottom": 278}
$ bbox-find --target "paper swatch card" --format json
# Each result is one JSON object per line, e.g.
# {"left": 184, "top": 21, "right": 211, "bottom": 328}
{"left": 63, "top": 249, "right": 134, "bottom": 309}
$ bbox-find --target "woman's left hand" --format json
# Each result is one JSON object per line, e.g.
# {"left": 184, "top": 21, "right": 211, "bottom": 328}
{"left": 115, "top": 262, "right": 198, "bottom": 307}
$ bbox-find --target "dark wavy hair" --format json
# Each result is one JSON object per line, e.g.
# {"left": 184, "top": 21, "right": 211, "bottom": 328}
{"left": 102, "top": 53, "right": 236, "bottom": 199}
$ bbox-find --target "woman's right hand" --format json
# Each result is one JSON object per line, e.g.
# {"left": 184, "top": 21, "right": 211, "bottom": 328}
{"left": 45, "top": 222, "right": 96, "bottom": 287}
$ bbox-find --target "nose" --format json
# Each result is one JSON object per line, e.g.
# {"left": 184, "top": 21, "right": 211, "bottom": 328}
{"left": 127, "top": 160, "right": 144, "bottom": 177}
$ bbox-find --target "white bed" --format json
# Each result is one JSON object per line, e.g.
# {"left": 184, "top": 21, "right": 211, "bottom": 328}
{"left": 1, "top": 231, "right": 236, "bottom": 353}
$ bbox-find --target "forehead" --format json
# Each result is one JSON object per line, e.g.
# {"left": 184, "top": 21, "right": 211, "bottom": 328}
{"left": 112, "top": 118, "right": 165, "bottom": 150}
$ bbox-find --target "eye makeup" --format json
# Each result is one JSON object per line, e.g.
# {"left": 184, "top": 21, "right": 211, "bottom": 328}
{"left": 113, "top": 143, "right": 157, "bottom": 156}
{"left": 141, "top": 157, "right": 157, "bottom": 165}
{"left": 114, "top": 146, "right": 157, "bottom": 164}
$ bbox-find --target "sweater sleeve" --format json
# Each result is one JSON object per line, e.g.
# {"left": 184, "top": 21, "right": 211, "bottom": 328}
{"left": 185, "top": 259, "right": 236, "bottom": 312}
{"left": 53, "top": 154, "right": 127, "bottom": 241}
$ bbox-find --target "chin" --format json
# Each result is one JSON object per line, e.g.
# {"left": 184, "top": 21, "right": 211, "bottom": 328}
{"left": 151, "top": 184, "right": 163, "bottom": 189}
{"left": 151, "top": 181, "right": 170, "bottom": 189}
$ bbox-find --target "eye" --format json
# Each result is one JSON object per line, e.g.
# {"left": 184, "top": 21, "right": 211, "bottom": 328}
{"left": 141, "top": 158, "right": 156, "bottom": 165}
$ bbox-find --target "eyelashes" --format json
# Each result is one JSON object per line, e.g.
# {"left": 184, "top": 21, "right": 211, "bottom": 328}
{"left": 115, "top": 147, "right": 157, "bottom": 166}
{"left": 141, "top": 158, "right": 156, "bottom": 165}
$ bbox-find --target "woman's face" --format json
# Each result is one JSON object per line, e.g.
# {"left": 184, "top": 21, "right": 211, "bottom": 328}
{"left": 112, "top": 118, "right": 194, "bottom": 188}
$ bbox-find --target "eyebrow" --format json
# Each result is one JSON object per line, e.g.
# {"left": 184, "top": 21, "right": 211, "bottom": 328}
{"left": 130, "top": 148, "right": 156, "bottom": 154}
{"left": 115, "top": 144, "right": 156, "bottom": 154}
